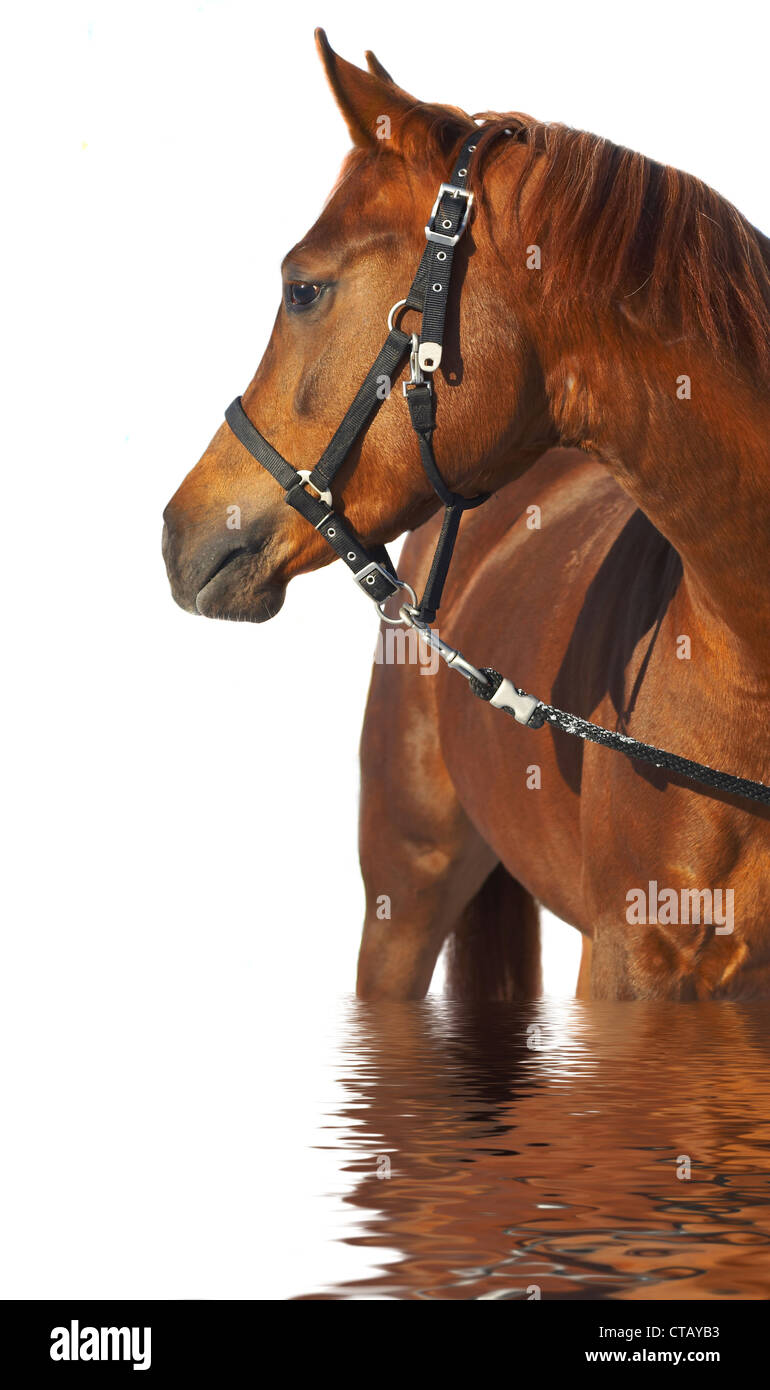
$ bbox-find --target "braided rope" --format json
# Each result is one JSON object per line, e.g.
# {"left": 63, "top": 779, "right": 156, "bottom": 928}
{"left": 471, "top": 668, "right": 770, "bottom": 807}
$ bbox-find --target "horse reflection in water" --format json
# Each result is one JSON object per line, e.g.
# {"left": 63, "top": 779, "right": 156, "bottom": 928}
{"left": 298, "top": 1000, "right": 770, "bottom": 1300}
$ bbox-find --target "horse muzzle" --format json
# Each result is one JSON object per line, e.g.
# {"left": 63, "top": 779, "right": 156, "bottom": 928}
{"left": 161, "top": 508, "right": 286, "bottom": 623}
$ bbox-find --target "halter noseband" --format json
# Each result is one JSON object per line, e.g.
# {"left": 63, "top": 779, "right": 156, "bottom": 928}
{"left": 224, "top": 129, "right": 488, "bottom": 625}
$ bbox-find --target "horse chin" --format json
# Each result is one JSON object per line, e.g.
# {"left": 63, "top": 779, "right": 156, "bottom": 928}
{"left": 195, "top": 553, "right": 286, "bottom": 624}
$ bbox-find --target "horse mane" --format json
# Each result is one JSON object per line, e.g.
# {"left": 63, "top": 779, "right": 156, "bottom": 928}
{"left": 414, "top": 109, "right": 770, "bottom": 378}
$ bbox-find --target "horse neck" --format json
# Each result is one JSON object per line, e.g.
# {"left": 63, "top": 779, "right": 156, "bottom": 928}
{"left": 538, "top": 317, "right": 770, "bottom": 683}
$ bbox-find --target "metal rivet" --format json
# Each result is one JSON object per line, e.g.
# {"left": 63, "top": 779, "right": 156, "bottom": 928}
{"left": 468, "top": 144, "right": 476, "bottom": 151}
{"left": 442, "top": 218, "right": 452, "bottom": 229}
{"left": 327, "top": 527, "right": 336, "bottom": 537}
{"left": 437, "top": 250, "right": 447, "bottom": 261}
{"left": 366, "top": 575, "right": 375, "bottom": 585}
{"left": 458, "top": 167, "right": 468, "bottom": 176}
{"left": 432, "top": 283, "right": 442, "bottom": 292}
{"left": 347, "top": 551, "right": 356, "bottom": 561}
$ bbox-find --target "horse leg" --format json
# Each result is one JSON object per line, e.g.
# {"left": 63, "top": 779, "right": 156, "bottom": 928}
{"left": 357, "top": 749, "right": 495, "bottom": 1000}
{"left": 576, "top": 936, "right": 593, "bottom": 1000}
{"left": 443, "top": 865, "right": 542, "bottom": 1001}
{"left": 358, "top": 650, "right": 541, "bottom": 1001}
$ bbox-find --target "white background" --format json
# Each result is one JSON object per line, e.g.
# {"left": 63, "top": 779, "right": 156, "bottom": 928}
{"left": 1, "top": 0, "right": 767, "bottom": 1298}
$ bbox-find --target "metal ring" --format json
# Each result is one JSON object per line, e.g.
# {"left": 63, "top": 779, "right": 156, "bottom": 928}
{"left": 398, "top": 602, "right": 426, "bottom": 629}
{"left": 377, "top": 580, "right": 418, "bottom": 625}
{"left": 436, "top": 250, "right": 447, "bottom": 261}
{"left": 387, "top": 297, "right": 407, "bottom": 331}
{"left": 432, "top": 283, "right": 442, "bottom": 292}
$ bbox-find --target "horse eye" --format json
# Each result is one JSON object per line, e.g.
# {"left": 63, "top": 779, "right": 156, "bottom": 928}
{"left": 287, "top": 281, "right": 323, "bottom": 308}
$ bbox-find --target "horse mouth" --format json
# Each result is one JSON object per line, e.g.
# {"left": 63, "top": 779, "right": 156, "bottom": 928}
{"left": 195, "top": 547, "right": 286, "bottom": 623}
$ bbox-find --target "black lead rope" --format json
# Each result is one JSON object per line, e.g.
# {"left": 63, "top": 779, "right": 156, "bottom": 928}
{"left": 465, "top": 667, "right": 770, "bottom": 807}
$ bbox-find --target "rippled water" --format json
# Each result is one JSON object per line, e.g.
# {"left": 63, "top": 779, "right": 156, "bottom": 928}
{"left": 298, "top": 998, "right": 770, "bottom": 1300}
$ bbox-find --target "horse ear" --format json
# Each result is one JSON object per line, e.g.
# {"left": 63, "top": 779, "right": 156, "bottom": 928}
{"left": 315, "top": 28, "right": 417, "bottom": 147}
{"left": 364, "top": 49, "right": 396, "bottom": 86}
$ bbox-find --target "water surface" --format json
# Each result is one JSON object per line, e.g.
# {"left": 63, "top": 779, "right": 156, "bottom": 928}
{"left": 299, "top": 998, "right": 770, "bottom": 1299}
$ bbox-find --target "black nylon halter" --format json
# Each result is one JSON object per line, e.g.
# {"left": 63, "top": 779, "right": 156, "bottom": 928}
{"left": 225, "top": 129, "right": 487, "bottom": 623}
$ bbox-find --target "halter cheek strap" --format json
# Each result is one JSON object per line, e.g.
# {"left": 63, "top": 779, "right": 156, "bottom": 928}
{"left": 224, "top": 129, "right": 488, "bottom": 623}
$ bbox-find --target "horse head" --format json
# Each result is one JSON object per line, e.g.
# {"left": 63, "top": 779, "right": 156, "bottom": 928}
{"left": 162, "top": 31, "right": 553, "bottom": 622}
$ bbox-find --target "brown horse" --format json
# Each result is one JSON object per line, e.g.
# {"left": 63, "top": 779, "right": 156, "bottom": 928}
{"left": 163, "top": 33, "right": 770, "bottom": 1003}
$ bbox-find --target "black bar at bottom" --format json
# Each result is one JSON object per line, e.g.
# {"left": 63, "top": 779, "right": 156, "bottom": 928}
{"left": 1, "top": 1296, "right": 765, "bottom": 1378}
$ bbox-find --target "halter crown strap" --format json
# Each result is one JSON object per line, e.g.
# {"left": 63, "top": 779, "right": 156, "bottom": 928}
{"left": 413, "top": 130, "right": 479, "bottom": 374}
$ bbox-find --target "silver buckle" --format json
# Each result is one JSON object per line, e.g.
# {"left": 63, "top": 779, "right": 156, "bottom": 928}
{"left": 354, "top": 560, "right": 398, "bottom": 596}
{"left": 489, "top": 677, "right": 539, "bottom": 725}
{"left": 354, "top": 564, "right": 418, "bottom": 625}
{"left": 296, "top": 469, "right": 332, "bottom": 510}
{"left": 425, "top": 184, "right": 475, "bottom": 247}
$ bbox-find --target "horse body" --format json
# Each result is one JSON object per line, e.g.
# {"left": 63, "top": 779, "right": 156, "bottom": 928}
{"left": 360, "top": 450, "right": 770, "bottom": 1001}
{"left": 163, "top": 34, "right": 770, "bottom": 1002}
